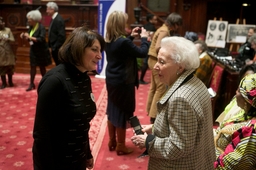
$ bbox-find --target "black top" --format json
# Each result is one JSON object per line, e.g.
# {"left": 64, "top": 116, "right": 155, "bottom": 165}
{"left": 236, "top": 42, "right": 255, "bottom": 64}
{"left": 28, "top": 23, "right": 51, "bottom": 66}
{"left": 33, "top": 63, "right": 96, "bottom": 170}
{"left": 48, "top": 14, "right": 66, "bottom": 51}
{"left": 105, "top": 36, "right": 149, "bottom": 87}
{"left": 144, "top": 22, "right": 156, "bottom": 32}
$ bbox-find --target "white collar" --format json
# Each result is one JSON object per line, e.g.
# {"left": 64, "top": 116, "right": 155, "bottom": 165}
{"left": 199, "top": 51, "right": 207, "bottom": 59}
{"left": 52, "top": 12, "right": 58, "bottom": 19}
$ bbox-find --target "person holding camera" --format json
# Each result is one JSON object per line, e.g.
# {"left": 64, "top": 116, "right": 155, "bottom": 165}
{"left": 105, "top": 11, "right": 149, "bottom": 155}
{"left": 20, "top": 10, "right": 51, "bottom": 91}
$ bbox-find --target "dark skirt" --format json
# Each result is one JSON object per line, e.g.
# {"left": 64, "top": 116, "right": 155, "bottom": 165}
{"left": 106, "top": 83, "right": 135, "bottom": 128}
{"left": 30, "top": 47, "right": 52, "bottom": 66}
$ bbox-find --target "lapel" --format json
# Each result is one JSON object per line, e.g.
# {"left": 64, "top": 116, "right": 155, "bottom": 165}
{"left": 159, "top": 69, "right": 195, "bottom": 105}
{"left": 48, "top": 15, "right": 56, "bottom": 34}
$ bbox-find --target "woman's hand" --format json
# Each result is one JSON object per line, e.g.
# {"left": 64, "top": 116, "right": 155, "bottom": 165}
{"left": 23, "top": 33, "right": 30, "bottom": 39}
{"left": 141, "top": 124, "right": 153, "bottom": 134}
{"left": 20, "top": 32, "right": 24, "bottom": 39}
{"left": 140, "top": 27, "right": 149, "bottom": 38}
{"left": 131, "top": 27, "right": 148, "bottom": 38}
{"left": 86, "top": 158, "right": 94, "bottom": 169}
{"left": 131, "top": 26, "right": 140, "bottom": 37}
{"left": 131, "top": 133, "right": 147, "bottom": 149}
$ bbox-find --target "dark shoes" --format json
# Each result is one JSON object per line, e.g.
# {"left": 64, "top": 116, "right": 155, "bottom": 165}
{"left": 26, "top": 84, "right": 35, "bottom": 91}
{"left": 0, "top": 82, "right": 14, "bottom": 89}
{"left": 0, "top": 84, "right": 7, "bottom": 89}
{"left": 139, "top": 80, "right": 149, "bottom": 84}
{"left": 9, "top": 82, "right": 14, "bottom": 87}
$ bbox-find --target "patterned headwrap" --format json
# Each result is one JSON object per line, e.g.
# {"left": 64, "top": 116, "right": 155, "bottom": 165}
{"left": 239, "top": 73, "right": 256, "bottom": 108}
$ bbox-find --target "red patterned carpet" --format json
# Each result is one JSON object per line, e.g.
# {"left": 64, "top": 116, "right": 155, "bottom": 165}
{"left": 0, "top": 70, "right": 152, "bottom": 170}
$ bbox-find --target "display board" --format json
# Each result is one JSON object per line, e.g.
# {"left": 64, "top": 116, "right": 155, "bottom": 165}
{"left": 227, "top": 24, "right": 256, "bottom": 43}
{"left": 205, "top": 20, "right": 228, "bottom": 48}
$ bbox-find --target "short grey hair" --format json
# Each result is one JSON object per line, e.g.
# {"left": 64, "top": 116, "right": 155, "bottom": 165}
{"left": 27, "top": 10, "right": 42, "bottom": 21}
{"left": 249, "top": 33, "right": 256, "bottom": 44}
{"left": 46, "top": 2, "right": 58, "bottom": 12}
{"left": 160, "top": 36, "right": 200, "bottom": 70}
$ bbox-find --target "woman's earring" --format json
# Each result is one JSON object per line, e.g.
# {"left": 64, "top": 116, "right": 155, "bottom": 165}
{"left": 176, "top": 72, "right": 179, "bottom": 75}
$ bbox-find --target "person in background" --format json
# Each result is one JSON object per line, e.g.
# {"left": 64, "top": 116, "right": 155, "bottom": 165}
{"left": 32, "top": 27, "right": 105, "bottom": 170}
{"left": 139, "top": 13, "right": 158, "bottom": 85}
{"left": 248, "top": 33, "right": 256, "bottom": 61}
{"left": 105, "top": 11, "right": 149, "bottom": 155}
{"left": 46, "top": 1, "right": 66, "bottom": 66}
{"left": 147, "top": 12, "right": 182, "bottom": 123}
{"left": 184, "top": 31, "right": 198, "bottom": 42}
{"left": 20, "top": 10, "right": 51, "bottom": 91}
{"left": 215, "top": 64, "right": 256, "bottom": 129}
{"left": 214, "top": 73, "right": 256, "bottom": 169}
{"left": 0, "top": 17, "right": 16, "bottom": 89}
{"left": 131, "top": 37, "right": 215, "bottom": 169}
{"left": 143, "top": 13, "right": 157, "bottom": 32}
{"left": 194, "top": 40, "right": 213, "bottom": 86}
{"left": 236, "top": 27, "right": 256, "bottom": 64}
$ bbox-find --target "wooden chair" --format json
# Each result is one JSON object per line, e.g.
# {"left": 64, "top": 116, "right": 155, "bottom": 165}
{"left": 208, "top": 63, "right": 225, "bottom": 121}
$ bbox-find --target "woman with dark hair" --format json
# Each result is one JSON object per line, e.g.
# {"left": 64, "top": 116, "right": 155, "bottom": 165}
{"left": 32, "top": 26, "right": 105, "bottom": 170}
{"left": 214, "top": 73, "right": 256, "bottom": 169}
{"left": 139, "top": 13, "right": 158, "bottom": 84}
{"left": 0, "top": 16, "right": 16, "bottom": 89}
{"left": 216, "top": 64, "right": 256, "bottom": 128}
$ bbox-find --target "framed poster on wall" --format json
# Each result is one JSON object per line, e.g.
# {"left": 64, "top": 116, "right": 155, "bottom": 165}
{"left": 205, "top": 20, "right": 228, "bottom": 48}
{"left": 226, "top": 24, "right": 256, "bottom": 43}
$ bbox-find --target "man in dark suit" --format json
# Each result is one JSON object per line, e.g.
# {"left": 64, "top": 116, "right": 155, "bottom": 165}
{"left": 46, "top": 2, "right": 66, "bottom": 66}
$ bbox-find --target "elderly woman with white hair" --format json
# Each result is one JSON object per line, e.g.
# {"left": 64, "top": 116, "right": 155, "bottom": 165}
{"left": 20, "top": 10, "right": 51, "bottom": 91}
{"left": 131, "top": 36, "right": 215, "bottom": 169}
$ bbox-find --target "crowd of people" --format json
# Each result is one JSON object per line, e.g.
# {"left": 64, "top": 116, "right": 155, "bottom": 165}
{"left": 2, "top": 4, "right": 256, "bottom": 169}
{"left": 1, "top": 2, "right": 66, "bottom": 91}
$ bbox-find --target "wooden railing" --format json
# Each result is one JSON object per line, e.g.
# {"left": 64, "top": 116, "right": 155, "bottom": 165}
{"left": 140, "top": 3, "right": 165, "bottom": 24}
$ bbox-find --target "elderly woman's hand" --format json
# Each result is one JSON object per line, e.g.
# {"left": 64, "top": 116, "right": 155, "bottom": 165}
{"left": 131, "top": 133, "right": 147, "bottom": 149}
{"left": 141, "top": 124, "right": 153, "bottom": 134}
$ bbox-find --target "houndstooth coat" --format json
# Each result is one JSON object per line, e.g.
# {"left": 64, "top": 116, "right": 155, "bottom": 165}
{"left": 147, "top": 70, "right": 215, "bottom": 170}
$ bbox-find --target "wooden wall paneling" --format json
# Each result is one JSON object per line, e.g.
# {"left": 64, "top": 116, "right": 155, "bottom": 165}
{"left": 126, "top": 0, "right": 137, "bottom": 29}
{"left": 0, "top": 3, "right": 98, "bottom": 74}
{"left": 191, "top": 0, "right": 207, "bottom": 35}
{"left": 181, "top": 0, "right": 207, "bottom": 36}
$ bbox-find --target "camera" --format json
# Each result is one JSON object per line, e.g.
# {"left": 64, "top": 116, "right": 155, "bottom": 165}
{"left": 129, "top": 116, "right": 144, "bottom": 135}
{"left": 136, "top": 28, "right": 141, "bottom": 34}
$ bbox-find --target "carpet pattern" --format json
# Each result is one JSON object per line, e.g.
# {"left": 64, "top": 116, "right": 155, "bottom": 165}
{"left": 93, "top": 72, "right": 151, "bottom": 170}
{"left": 0, "top": 73, "right": 108, "bottom": 170}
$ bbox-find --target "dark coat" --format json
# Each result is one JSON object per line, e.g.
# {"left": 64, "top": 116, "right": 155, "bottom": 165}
{"left": 33, "top": 63, "right": 95, "bottom": 169}
{"left": 28, "top": 23, "right": 51, "bottom": 66}
{"left": 105, "top": 36, "right": 149, "bottom": 87}
{"left": 48, "top": 14, "right": 66, "bottom": 51}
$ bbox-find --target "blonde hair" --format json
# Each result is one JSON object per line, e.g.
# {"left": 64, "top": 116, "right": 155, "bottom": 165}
{"left": 105, "top": 11, "right": 127, "bottom": 42}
